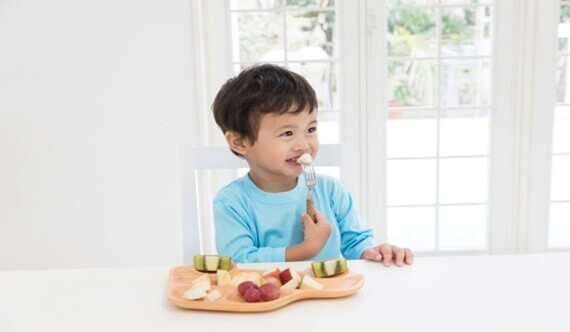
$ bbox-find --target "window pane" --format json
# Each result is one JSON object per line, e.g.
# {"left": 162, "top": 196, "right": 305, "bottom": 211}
{"left": 232, "top": 12, "right": 285, "bottom": 62}
{"left": 556, "top": 56, "right": 570, "bottom": 104}
{"left": 388, "top": 60, "right": 437, "bottom": 107}
{"left": 387, "top": 159, "right": 437, "bottom": 205}
{"left": 439, "top": 205, "right": 487, "bottom": 250}
{"left": 388, "top": 8, "right": 437, "bottom": 57}
{"left": 388, "top": 0, "right": 438, "bottom": 6}
{"left": 289, "top": 62, "right": 337, "bottom": 109}
{"left": 439, "top": 157, "right": 488, "bottom": 203}
{"left": 441, "top": 6, "right": 492, "bottom": 57}
{"left": 387, "top": 207, "right": 436, "bottom": 251}
{"left": 286, "top": 11, "right": 336, "bottom": 59}
{"left": 440, "top": 0, "right": 493, "bottom": 4}
{"left": 286, "top": 0, "right": 334, "bottom": 8}
{"left": 441, "top": 59, "right": 491, "bottom": 106}
{"left": 317, "top": 116, "right": 339, "bottom": 144}
{"left": 439, "top": 108, "right": 489, "bottom": 156}
{"left": 553, "top": 107, "right": 570, "bottom": 153}
{"left": 549, "top": 203, "right": 570, "bottom": 248}
{"left": 551, "top": 155, "right": 570, "bottom": 201}
{"left": 387, "top": 110, "right": 437, "bottom": 158}
{"left": 558, "top": 5, "right": 570, "bottom": 52}
{"left": 230, "top": 0, "right": 283, "bottom": 10}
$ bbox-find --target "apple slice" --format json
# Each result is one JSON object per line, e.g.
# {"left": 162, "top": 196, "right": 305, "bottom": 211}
{"left": 299, "top": 275, "right": 324, "bottom": 290}
{"left": 216, "top": 269, "right": 232, "bottom": 286}
{"left": 279, "top": 268, "right": 301, "bottom": 284}
{"left": 263, "top": 276, "right": 282, "bottom": 287}
{"left": 183, "top": 287, "right": 208, "bottom": 300}
{"left": 262, "top": 267, "right": 281, "bottom": 280}
{"left": 191, "top": 274, "right": 211, "bottom": 287}
{"left": 280, "top": 277, "right": 300, "bottom": 291}
{"left": 204, "top": 289, "right": 222, "bottom": 302}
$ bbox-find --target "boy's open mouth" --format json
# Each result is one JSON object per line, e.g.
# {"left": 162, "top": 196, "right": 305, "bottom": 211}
{"left": 285, "top": 157, "right": 301, "bottom": 165}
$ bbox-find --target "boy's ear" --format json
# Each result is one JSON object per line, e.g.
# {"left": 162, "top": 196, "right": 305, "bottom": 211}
{"left": 224, "top": 131, "right": 248, "bottom": 156}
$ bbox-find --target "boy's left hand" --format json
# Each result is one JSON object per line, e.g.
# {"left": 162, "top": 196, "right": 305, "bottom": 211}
{"left": 361, "top": 244, "right": 414, "bottom": 267}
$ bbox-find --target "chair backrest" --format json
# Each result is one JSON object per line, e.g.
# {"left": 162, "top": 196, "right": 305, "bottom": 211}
{"left": 179, "top": 144, "right": 341, "bottom": 265}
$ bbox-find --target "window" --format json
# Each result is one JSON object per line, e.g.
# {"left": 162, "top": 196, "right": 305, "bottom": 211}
{"left": 385, "top": 0, "right": 493, "bottom": 252}
{"left": 192, "top": 0, "right": 569, "bottom": 255}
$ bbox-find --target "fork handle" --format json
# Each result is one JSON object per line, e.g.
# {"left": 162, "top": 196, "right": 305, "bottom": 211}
{"left": 306, "top": 192, "right": 316, "bottom": 223}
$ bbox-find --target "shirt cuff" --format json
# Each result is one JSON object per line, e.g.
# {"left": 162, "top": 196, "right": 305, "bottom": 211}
{"left": 271, "top": 247, "right": 287, "bottom": 262}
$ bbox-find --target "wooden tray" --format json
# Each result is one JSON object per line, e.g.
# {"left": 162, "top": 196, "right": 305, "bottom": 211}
{"left": 167, "top": 266, "right": 364, "bottom": 312}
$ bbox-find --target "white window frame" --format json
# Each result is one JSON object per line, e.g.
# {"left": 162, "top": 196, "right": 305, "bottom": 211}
{"left": 190, "top": 0, "right": 565, "bottom": 255}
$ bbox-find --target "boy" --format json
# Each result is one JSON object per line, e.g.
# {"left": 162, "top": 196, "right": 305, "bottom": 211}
{"left": 212, "top": 64, "right": 413, "bottom": 266}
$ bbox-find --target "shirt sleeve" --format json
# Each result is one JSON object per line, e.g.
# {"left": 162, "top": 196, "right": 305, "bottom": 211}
{"left": 213, "top": 194, "right": 287, "bottom": 263}
{"left": 331, "top": 180, "right": 375, "bottom": 259}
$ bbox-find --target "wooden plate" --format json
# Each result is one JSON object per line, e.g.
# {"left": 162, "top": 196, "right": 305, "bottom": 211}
{"left": 167, "top": 266, "right": 364, "bottom": 312}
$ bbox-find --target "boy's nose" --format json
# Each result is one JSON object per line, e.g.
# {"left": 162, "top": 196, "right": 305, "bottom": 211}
{"left": 294, "top": 138, "right": 310, "bottom": 151}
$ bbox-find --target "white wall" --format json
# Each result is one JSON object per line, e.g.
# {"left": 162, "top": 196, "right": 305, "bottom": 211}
{"left": 0, "top": 0, "right": 198, "bottom": 270}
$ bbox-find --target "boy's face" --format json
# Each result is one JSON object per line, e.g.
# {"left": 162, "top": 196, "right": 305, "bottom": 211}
{"left": 241, "top": 109, "right": 319, "bottom": 192}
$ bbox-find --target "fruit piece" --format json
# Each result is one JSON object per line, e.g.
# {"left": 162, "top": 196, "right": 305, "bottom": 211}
{"left": 231, "top": 272, "right": 262, "bottom": 286}
{"left": 279, "top": 268, "right": 300, "bottom": 284}
{"left": 259, "top": 283, "right": 280, "bottom": 301}
{"left": 243, "top": 288, "right": 262, "bottom": 302}
{"left": 193, "top": 255, "right": 232, "bottom": 272}
{"left": 299, "top": 275, "right": 324, "bottom": 290}
{"left": 237, "top": 281, "right": 259, "bottom": 296}
{"left": 216, "top": 270, "right": 232, "bottom": 286}
{"left": 193, "top": 255, "right": 205, "bottom": 271}
{"left": 262, "top": 268, "right": 281, "bottom": 280}
{"left": 191, "top": 280, "right": 211, "bottom": 292}
{"left": 204, "top": 289, "right": 222, "bottom": 302}
{"left": 311, "top": 258, "right": 347, "bottom": 277}
{"left": 280, "top": 277, "right": 301, "bottom": 291}
{"left": 191, "top": 274, "right": 210, "bottom": 286}
{"left": 264, "top": 276, "right": 282, "bottom": 287}
{"left": 183, "top": 287, "right": 208, "bottom": 300}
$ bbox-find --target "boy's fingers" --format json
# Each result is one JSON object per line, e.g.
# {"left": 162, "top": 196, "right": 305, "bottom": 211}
{"left": 394, "top": 247, "right": 405, "bottom": 267}
{"left": 380, "top": 245, "right": 393, "bottom": 267}
{"left": 362, "top": 249, "right": 382, "bottom": 262}
{"left": 301, "top": 213, "right": 313, "bottom": 224}
{"left": 405, "top": 248, "right": 414, "bottom": 265}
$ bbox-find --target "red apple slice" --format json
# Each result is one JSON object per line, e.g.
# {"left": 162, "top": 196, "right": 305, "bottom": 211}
{"left": 279, "top": 268, "right": 300, "bottom": 284}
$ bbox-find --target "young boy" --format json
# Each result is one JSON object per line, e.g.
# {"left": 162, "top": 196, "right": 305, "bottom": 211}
{"left": 211, "top": 64, "right": 413, "bottom": 266}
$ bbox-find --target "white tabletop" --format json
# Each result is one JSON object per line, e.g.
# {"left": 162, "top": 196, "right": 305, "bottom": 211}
{"left": 1, "top": 253, "right": 570, "bottom": 332}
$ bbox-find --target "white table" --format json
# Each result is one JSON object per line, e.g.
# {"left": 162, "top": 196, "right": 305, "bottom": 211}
{"left": 1, "top": 253, "right": 570, "bottom": 332}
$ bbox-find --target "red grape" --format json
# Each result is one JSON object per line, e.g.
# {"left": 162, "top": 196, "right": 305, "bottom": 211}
{"left": 243, "top": 288, "right": 262, "bottom": 302}
{"left": 237, "top": 281, "right": 258, "bottom": 296}
{"left": 259, "top": 283, "right": 280, "bottom": 301}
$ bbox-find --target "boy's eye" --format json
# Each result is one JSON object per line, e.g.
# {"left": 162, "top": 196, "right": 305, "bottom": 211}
{"left": 281, "top": 131, "right": 294, "bottom": 137}
{"left": 308, "top": 127, "right": 317, "bottom": 133}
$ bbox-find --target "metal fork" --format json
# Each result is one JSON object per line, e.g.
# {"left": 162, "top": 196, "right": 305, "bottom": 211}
{"left": 301, "top": 163, "right": 317, "bottom": 222}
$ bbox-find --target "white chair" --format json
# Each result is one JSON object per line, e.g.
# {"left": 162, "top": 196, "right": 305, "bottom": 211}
{"left": 179, "top": 144, "right": 341, "bottom": 265}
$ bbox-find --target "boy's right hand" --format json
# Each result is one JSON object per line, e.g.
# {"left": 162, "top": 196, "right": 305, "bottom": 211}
{"left": 301, "top": 210, "right": 331, "bottom": 256}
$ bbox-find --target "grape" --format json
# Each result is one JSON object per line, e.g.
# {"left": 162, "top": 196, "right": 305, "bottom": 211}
{"left": 259, "top": 283, "right": 280, "bottom": 301}
{"left": 237, "top": 281, "right": 258, "bottom": 296}
{"left": 243, "top": 288, "right": 262, "bottom": 302}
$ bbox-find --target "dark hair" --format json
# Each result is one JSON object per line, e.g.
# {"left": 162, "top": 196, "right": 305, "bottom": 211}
{"left": 212, "top": 64, "right": 318, "bottom": 155}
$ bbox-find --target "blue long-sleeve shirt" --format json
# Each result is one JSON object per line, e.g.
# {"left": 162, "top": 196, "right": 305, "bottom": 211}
{"left": 213, "top": 173, "right": 375, "bottom": 263}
